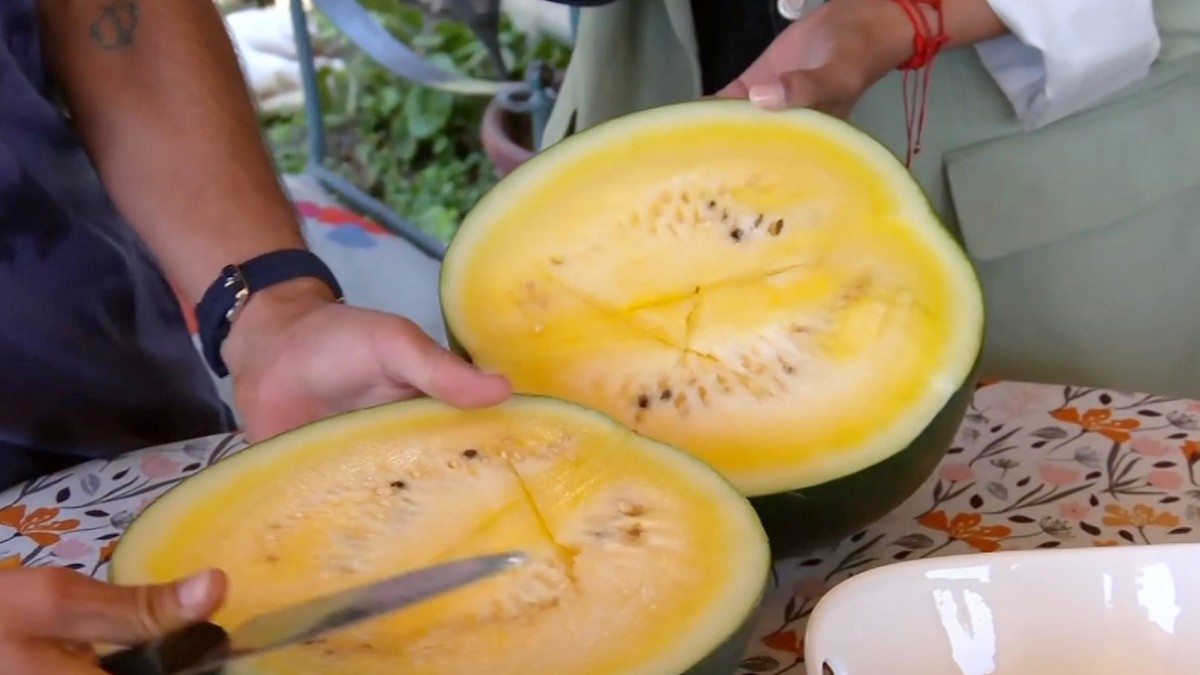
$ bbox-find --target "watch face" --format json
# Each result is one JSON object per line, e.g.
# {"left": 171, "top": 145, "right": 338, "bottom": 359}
{"left": 776, "top": 0, "right": 811, "bottom": 20}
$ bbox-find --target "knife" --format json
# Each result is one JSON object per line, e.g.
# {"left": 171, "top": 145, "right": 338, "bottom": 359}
{"left": 98, "top": 551, "right": 526, "bottom": 675}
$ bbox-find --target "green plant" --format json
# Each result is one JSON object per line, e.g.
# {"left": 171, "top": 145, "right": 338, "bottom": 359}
{"left": 261, "top": 2, "right": 572, "bottom": 243}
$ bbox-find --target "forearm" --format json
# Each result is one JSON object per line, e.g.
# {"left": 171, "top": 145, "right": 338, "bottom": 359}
{"left": 37, "top": 0, "right": 308, "bottom": 303}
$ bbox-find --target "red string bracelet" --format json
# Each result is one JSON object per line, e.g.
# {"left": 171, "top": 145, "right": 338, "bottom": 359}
{"left": 890, "top": 0, "right": 949, "bottom": 168}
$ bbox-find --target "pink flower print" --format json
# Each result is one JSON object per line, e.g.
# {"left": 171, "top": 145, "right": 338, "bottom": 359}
{"left": 938, "top": 463, "right": 974, "bottom": 483}
{"left": 1059, "top": 501, "right": 1091, "bottom": 520}
{"left": 1132, "top": 438, "right": 1171, "bottom": 457}
{"left": 140, "top": 453, "right": 181, "bottom": 479}
{"left": 793, "top": 576, "right": 829, "bottom": 601}
{"left": 992, "top": 384, "right": 1060, "bottom": 419}
{"left": 1146, "top": 469, "right": 1184, "bottom": 490}
{"left": 51, "top": 538, "right": 93, "bottom": 561}
{"left": 1038, "top": 462, "right": 1083, "bottom": 487}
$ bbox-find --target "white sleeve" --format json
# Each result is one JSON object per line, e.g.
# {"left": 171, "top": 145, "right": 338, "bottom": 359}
{"left": 973, "top": 0, "right": 1162, "bottom": 131}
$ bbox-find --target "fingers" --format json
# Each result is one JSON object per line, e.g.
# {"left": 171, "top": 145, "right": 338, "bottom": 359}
{"left": 16, "top": 567, "right": 227, "bottom": 645}
{"left": 714, "top": 78, "right": 749, "bottom": 99}
{"left": 376, "top": 320, "right": 512, "bottom": 408}
{"left": 3, "top": 640, "right": 100, "bottom": 675}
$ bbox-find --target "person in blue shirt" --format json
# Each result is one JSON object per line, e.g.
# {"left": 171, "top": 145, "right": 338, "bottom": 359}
{"left": 0, "top": 1, "right": 509, "bottom": 668}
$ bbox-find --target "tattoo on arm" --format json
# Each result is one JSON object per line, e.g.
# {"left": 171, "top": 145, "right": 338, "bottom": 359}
{"left": 90, "top": 1, "right": 139, "bottom": 50}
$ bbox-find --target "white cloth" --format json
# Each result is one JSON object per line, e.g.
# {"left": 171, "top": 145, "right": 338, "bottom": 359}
{"left": 975, "top": 0, "right": 1162, "bottom": 131}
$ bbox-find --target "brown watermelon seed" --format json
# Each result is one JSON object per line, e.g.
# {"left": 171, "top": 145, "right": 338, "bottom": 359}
{"left": 659, "top": 388, "right": 672, "bottom": 401}
{"left": 707, "top": 199, "right": 716, "bottom": 209}
{"left": 636, "top": 394, "right": 650, "bottom": 409}
{"left": 730, "top": 228, "right": 743, "bottom": 242}
{"left": 754, "top": 213, "right": 764, "bottom": 228}
{"left": 619, "top": 502, "right": 646, "bottom": 516}
{"left": 462, "top": 448, "right": 479, "bottom": 459}
{"left": 390, "top": 480, "right": 407, "bottom": 490}
{"left": 769, "top": 218, "right": 785, "bottom": 235}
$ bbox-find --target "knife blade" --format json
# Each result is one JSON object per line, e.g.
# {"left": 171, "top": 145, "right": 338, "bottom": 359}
{"left": 98, "top": 551, "right": 526, "bottom": 675}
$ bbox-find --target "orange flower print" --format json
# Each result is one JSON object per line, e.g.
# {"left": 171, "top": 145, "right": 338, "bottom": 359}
{"left": 0, "top": 505, "right": 81, "bottom": 547}
{"left": 762, "top": 628, "right": 804, "bottom": 656}
{"left": 0, "top": 554, "right": 20, "bottom": 569}
{"left": 1050, "top": 407, "right": 1140, "bottom": 442}
{"left": 99, "top": 539, "right": 119, "bottom": 564}
{"left": 918, "top": 511, "right": 1012, "bottom": 553}
{"left": 1101, "top": 504, "right": 1178, "bottom": 529}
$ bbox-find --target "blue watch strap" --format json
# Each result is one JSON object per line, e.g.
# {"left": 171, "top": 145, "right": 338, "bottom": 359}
{"left": 195, "top": 249, "right": 344, "bottom": 378}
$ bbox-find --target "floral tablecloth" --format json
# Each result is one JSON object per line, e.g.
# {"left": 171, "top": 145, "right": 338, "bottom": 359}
{"left": 4, "top": 380, "right": 1200, "bottom": 673}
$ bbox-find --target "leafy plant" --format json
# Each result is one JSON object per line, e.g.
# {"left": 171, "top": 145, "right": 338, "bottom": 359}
{"left": 259, "top": 2, "right": 572, "bottom": 243}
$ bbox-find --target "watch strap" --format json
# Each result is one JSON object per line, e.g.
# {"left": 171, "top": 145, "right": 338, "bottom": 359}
{"left": 196, "top": 249, "right": 344, "bottom": 378}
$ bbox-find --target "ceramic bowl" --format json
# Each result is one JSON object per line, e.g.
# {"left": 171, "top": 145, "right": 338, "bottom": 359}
{"left": 803, "top": 543, "right": 1200, "bottom": 674}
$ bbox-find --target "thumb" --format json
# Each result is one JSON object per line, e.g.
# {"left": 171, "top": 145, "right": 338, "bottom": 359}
{"left": 36, "top": 568, "right": 228, "bottom": 645}
{"left": 378, "top": 319, "right": 513, "bottom": 408}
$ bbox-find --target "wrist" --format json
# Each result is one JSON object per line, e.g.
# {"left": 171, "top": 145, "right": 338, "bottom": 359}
{"left": 220, "top": 277, "right": 337, "bottom": 378}
{"left": 838, "top": 0, "right": 935, "bottom": 77}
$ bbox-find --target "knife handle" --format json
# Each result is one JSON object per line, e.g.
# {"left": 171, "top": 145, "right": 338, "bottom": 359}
{"left": 97, "top": 621, "right": 230, "bottom": 675}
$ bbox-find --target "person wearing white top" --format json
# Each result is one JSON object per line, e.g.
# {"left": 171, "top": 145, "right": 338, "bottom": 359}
{"left": 542, "top": 0, "right": 1200, "bottom": 398}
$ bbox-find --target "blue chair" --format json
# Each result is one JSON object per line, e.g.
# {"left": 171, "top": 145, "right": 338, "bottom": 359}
{"left": 287, "top": 0, "right": 567, "bottom": 259}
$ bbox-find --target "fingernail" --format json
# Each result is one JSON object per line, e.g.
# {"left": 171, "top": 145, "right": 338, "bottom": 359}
{"left": 748, "top": 83, "right": 785, "bottom": 109}
{"left": 176, "top": 570, "right": 213, "bottom": 616}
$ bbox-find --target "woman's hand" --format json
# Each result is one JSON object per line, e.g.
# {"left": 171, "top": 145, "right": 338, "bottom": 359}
{"left": 718, "top": 0, "right": 1008, "bottom": 117}
{"left": 0, "top": 566, "right": 226, "bottom": 673}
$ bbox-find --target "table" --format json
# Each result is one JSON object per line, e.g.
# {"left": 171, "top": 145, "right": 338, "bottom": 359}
{"left": 3, "top": 380, "right": 1199, "bottom": 673}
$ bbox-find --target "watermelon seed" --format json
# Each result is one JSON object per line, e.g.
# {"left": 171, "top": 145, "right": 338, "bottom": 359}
{"left": 618, "top": 501, "right": 645, "bottom": 516}
{"left": 462, "top": 448, "right": 479, "bottom": 459}
{"left": 754, "top": 213, "right": 764, "bottom": 228}
{"left": 706, "top": 199, "right": 716, "bottom": 209}
{"left": 390, "top": 480, "right": 407, "bottom": 490}
{"left": 636, "top": 394, "right": 650, "bottom": 409}
{"left": 659, "top": 388, "right": 672, "bottom": 401}
{"left": 730, "top": 228, "right": 743, "bottom": 242}
{"left": 769, "top": 218, "right": 785, "bottom": 236}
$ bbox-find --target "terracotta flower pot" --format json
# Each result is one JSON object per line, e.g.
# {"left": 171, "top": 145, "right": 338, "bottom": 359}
{"left": 480, "top": 67, "right": 564, "bottom": 177}
{"left": 481, "top": 95, "right": 536, "bottom": 177}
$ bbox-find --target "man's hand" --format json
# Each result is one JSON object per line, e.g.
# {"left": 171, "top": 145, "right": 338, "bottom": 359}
{"left": 718, "top": 0, "right": 1008, "bottom": 117}
{"left": 220, "top": 280, "right": 512, "bottom": 443}
{"left": 0, "top": 566, "right": 226, "bottom": 674}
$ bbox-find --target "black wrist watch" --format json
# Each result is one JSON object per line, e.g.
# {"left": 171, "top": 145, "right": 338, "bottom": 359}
{"left": 195, "top": 248, "right": 344, "bottom": 378}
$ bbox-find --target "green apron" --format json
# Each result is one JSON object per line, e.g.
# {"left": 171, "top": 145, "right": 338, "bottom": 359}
{"left": 542, "top": 0, "right": 1200, "bottom": 399}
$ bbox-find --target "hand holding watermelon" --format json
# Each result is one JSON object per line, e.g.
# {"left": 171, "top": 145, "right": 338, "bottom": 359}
{"left": 717, "top": 0, "right": 1007, "bottom": 117}
{"left": 220, "top": 279, "right": 513, "bottom": 444}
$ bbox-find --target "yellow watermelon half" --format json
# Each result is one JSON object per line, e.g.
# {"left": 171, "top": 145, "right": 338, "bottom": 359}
{"left": 439, "top": 99, "right": 985, "bottom": 555}
{"left": 109, "top": 396, "right": 771, "bottom": 675}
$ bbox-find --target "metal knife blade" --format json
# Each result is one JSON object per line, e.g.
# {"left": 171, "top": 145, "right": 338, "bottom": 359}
{"left": 99, "top": 551, "right": 525, "bottom": 675}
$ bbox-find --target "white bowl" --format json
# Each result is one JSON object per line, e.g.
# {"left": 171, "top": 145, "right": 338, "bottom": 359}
{"left": 804, "top": 543, "right": 1200, "bottom": 674}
